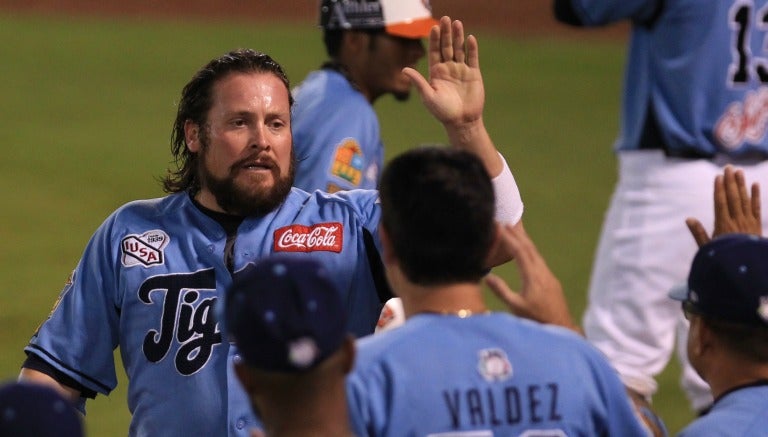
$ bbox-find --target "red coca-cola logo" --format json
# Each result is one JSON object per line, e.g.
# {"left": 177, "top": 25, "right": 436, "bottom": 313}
{"left": 273, "top": 222, "right": 343, "bottom": 253}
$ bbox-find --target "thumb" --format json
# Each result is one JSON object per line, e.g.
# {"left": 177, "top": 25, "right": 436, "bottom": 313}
{"left": 685, "top": 217, "right": 709, "bottom": 247}
{"left": 402, "top": 67, "right": 432, "bottom": 100}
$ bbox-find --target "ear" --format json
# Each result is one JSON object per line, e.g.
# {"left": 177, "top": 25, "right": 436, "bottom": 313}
{"left": 688, "top": 316, "right": 714, "bottom": 357}
{"left": 184, "top": 120, "right": 201, "bottom": 153}
{"left": 342, "top": 30, "right": 368, "bottom": 55}
{"left": 378, "top": 224, "right": 396, "bottom": 267}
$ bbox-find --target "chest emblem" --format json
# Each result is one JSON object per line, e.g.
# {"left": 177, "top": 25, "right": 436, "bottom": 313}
{"left": 274, "top": 222, "right": 343, "bottom": 253}
{"left": 121, "top": 230, "right": 170, "bottom": 267}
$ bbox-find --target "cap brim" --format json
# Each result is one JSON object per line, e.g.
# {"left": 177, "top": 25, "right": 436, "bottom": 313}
{"left": 668, "top": 283, "right": 689, "bottom": 301}
{"left": 385, "top": 17, "right": 439, "bottom": 38}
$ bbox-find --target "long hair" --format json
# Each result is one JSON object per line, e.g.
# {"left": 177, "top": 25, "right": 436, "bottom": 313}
{"left": 162, "top": 49, "right": 294, "bottom": 194}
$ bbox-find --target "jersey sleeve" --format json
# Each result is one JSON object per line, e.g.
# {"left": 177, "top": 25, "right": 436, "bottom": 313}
{"left": 24, "top": 214, "right": 122, "bottom": 397}
{"left": 346, "top": 352, "right": 391, "bottom": 437}
{"left": 292, "top": 73, "right": 383, "bottom": 193}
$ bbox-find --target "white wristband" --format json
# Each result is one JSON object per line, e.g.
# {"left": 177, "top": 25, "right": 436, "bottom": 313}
{"left": 492, "top": 152, "right": 523, "bottom": 225}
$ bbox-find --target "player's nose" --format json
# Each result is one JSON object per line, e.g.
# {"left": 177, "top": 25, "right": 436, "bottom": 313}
{"left": 248, "top": 124, "right": 271, "bottom": 151}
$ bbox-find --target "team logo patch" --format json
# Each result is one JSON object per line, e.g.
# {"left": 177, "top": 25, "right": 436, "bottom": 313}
{"left": 274, "top": 222, "right": 343, "bottom": 253}
{"left": 477, "top": 348, "right": 513, "bottom": 382}
{"left": 330, "top": 139, "right": 364, "bottom": 186}
{"left": 289, "top": 337, "right": 320, "bottom": 369}
{"left": 121, "top": 230, "right": 170, "bottom": 267}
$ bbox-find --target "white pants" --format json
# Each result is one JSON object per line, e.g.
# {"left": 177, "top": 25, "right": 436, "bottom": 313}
{"left": 583, "top": 150, "right": 768, "bottom": 411}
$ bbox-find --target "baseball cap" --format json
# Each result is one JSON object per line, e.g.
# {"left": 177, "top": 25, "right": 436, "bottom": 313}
{"left": 320, "top": 0, "right": 439, "bottom": 39}
{"left": 0, "top": 381, "right": 83, "bottom": 437}
{"left": 224, "top": 255, "right": 348, "bottom": 373}
{"left": 669, "top": 234, "right": 768, "bottom": 326}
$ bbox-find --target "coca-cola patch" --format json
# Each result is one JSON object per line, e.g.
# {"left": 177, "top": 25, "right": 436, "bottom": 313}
{"left": 273, "top": 222, "right": 343, "bottom": 253}
{"left": 121, "top": 230, "right": 170, "bottom": 267}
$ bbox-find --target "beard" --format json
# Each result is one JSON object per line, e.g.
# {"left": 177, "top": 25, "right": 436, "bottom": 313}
{"left": 198, "top": 143, "right": 296, "bottom": 217}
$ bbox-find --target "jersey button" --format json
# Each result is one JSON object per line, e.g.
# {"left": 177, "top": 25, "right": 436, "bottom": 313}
{"left": 236, "top": 419, "right": 245, "bottom": 430}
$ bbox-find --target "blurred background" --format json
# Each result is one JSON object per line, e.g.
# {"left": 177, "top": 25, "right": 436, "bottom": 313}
{"left": 0, "top": 0, "right": 690, "bottom": 435}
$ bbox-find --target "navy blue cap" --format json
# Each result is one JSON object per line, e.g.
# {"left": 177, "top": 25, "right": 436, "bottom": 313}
{"left": 669, "top": 234, "right": 768, "bottom": 326}
{"left": 0, "top": 382, "right": 83, "bottom": 437}
{"left": 224, "top": 255, "right": 347, "bottom": 372}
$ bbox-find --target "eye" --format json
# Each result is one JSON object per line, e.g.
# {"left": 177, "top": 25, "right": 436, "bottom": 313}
{"left": 269, "top": 119, "right": 287, "bottom": 130}
{"left": 232, "top": 119, "right": 246, "bottom": 127}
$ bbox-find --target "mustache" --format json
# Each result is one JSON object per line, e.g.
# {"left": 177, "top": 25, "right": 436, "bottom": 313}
{"left": 230, "top": 152, "right": 276, "bottom": 172}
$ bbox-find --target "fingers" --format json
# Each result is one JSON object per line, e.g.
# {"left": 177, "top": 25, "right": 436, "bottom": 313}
{"left": 427, "top": 22, "right": 441, "bottom": 67}
{"left": 485, "top": 274, "right": 525, "bottom": 312}
{"left": 439, "top": 16, "right": 454, "bottom": 64}
{"left": 722, "top": 165, "right": 751, "bottom": 217}
{"left": 685, "top": 217, "right": 710, "bottom": 247}
{"left": 735, "top": 168, "right": 750, "bottom": 215}
{"left": 723, "top": 166, "right": 739, "bottom": 218}
{"left": 752, "top": 182, "right": 762, "bottom": 226}
{"left": 466, "top": 34, "right": 480, "bottom": 69}
{"left": 452, "top": 19, "right": 465, "bottom": 64}
{"left": 427, "top": 16, "right": 471, "bottom": 66}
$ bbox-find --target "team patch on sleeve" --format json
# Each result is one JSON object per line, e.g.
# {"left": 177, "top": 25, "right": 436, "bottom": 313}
{"left": 273, "top": 222, "right": 343, "bottom": 253}
{"left": 330, "top": 138, "right": 364, "bottom": 186}
{"left": 121, "top": 230, "right": 170, "bottom": 267}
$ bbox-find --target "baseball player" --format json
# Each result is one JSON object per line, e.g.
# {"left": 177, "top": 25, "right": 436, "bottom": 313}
{"left": 554, "top": 0, "right": 768, "bottom": 412}
{"left": 670, "top": 233, "right": 768, "bottom": 437}
{"left": 291, "top": 0, "right": 438, "bottom": 193}
{"left": 224, "top": 255, "right": 356, "bottom": 437}
{"left": 18, "top": 16, "right": 523, "bottom": 437}
{"left": 347, "top": 143, "right": 649, "bottom": 436}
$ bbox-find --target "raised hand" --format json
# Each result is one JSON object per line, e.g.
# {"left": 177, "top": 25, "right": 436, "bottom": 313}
{"left": 403, "top": 16, "right": 484, "bottom": 129}
{"left": 686, "top": 165, "right": 762, "bottom": 246}
{"left": 485, "top": 223, "right": 581, "bottom": 333}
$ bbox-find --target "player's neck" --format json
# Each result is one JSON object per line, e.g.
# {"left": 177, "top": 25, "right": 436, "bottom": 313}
{"left": 403, "top": 282, "right": 489, "bottom": 318}
{"left": 260, "top": 394, "right": 353, "bottom": 437}
{"left": 704, "top": 353, "right": 768, "bottom": 402}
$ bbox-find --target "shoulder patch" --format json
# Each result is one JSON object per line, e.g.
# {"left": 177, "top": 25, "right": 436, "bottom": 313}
{"left": 273, "top": 222, "right": 343, "bottom": 253}
{"left": 121, "top": 230, "right": 170, "bottom": 267}
{"left": 330, "top": 138, "right": 364, "bottom": 186}
{"left": 477, "top": 348, "right": 513, "bottom": 382}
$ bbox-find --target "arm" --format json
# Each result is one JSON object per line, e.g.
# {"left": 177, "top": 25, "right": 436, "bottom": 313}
{"left": 685, "top": 165, "right": 762, "bottom": 246}
{"left": 404, "top": 16, "right": 501, "bottom": 177}
{"left": 485, "top": 223, "right": 667, "bottom": 436}
{"left": 405, "top": 16, "right": 524, "bottom": 262}
{"left": 18, "top": 367, "right": 82, "bottom": 404}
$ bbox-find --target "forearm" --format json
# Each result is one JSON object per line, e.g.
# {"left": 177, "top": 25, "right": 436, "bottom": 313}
{"left": 491, "top": 153, "right": 523, "bottom": 225}
{"left": 19, "top": 367, "right": 82, "bottom": 404}
{"left": 445, "top": 118, "right": 503, "bottom": 177}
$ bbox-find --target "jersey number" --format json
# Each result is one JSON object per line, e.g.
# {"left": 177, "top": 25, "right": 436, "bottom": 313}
{"left": 730, "top": 1, "right": 768, "bottom": 84}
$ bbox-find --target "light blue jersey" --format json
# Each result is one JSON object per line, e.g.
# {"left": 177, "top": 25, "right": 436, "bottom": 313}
{"left": 565, "top": 0, "right": 768, "bottom": 158}
{"left": 347, "top": 313, "right": 648, "bottom": 437}
{"left": 292, "top": 69, "right": 384, "bottom": 192}
{"left": 677, "top": 383, "right": 768, "bottom": 436}
{"left": 25, "top": 189, "right": 385, "bottom": 437}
